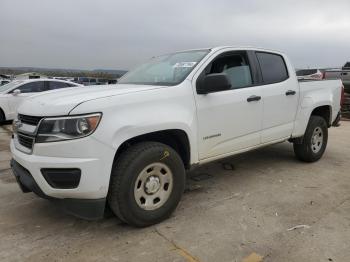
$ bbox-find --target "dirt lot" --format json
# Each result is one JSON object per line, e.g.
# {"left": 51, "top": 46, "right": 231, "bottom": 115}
{"left": 0, "top": 122, "right": 350, "bottom": 262}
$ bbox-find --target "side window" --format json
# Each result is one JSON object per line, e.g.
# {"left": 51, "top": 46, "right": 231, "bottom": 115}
{"left": 205, "top": 52, "right": 253, "bottom": 89}
{"left": 16, "top": 82, "right": 46, "bottom": 93}
{"left": 256, "top": 52, "right": 289, "bottom": 84}
{"left": 48, "top": 81, "right": 70, "bottom": 90}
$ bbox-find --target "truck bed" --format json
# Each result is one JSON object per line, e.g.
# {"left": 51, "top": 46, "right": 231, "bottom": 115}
{"left": 299, "top": 79, "right": 342, "bottom": 120}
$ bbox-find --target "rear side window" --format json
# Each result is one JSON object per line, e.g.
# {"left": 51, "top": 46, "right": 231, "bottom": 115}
{"left": 48, "top": 81, "right": 70, "bottom": 90}
{"left": 344, "top": 62, "right": 350, "bottom": 68}
{"left": 256, "top": 52, "right": 289, "bottom": 84}
{"left": 16, "top": 81, "right": 46, "bottom": 93}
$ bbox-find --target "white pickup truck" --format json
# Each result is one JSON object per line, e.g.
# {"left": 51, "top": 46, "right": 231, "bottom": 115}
{"left": 10, "top": 47, "right": 343, "bottom": 227}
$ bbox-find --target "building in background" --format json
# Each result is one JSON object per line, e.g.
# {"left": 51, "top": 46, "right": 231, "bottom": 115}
{"left": 15, "top": 72, "right": 47, "bottom": 80}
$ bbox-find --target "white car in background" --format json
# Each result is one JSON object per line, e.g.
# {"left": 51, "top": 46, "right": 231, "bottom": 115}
{"left": 0, "top": 79, "right": 82, "bottom": 122}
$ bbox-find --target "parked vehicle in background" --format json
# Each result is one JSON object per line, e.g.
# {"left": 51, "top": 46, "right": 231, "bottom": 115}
{"left": 0, "top": 79, "right": 82, "bottom": 122}
{"left": 15, "top": 72, "right": 47, "bottom": 80}
{"left": 11, "top": 47, "right": 342, "bottom": 227}
{"left": 51, "top": 77, "right": 75, "bottom": 82}
{"left": 73, "top": 77, "right": 97, "bottom": 86}
{"left": 73, "top": 77, "right": 117, "bottom": 86}
{"left": 321, "top": 65, "right": 350, "bottom": 119}
{"left": 340, "top": 62, "right": 350, "bottom": 118}
{"left": 107, "top": 79, "right": 118, "bottom": 84}
{"left": 323, "top": 69, "right": 341, "bottom": 80}
{"left": 0, "top": 74, "right": 11, "bottom": 86}
{"left": 296, "top": 69, "right": 324, "bottom": 80}
{"left": 341, "top": 62, "right": 350, "bottom": 88}
{"left": 342, "top": 93, "right": 350, "bottom": 118}
{"left": 0, "top": 79, "right": 11, "bottom": 86}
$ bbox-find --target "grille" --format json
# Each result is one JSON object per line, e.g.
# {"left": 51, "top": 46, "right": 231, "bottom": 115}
{"left": 17, "top": 133, "right": 34, "bottom": 150}
{"left": 18, "top": 114, "right": 43, "bottom": 126}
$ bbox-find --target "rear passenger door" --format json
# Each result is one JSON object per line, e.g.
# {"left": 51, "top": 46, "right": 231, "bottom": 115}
{"left": 255, "top": 52, "right": 299, "bottom": 143}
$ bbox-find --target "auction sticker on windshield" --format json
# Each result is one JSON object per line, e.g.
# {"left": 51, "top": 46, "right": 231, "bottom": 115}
{"left": 173, "top": 62, "right": 197, "bottom": 68}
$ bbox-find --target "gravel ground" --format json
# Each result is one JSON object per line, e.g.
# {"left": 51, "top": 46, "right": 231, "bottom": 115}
{"left": 0, "top": 122, "right": 349, "bottom": 262}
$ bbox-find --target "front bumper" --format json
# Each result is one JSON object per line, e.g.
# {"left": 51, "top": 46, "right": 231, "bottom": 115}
{"left": 11, "top": 159, "right": 106, "bottom": 220}
{"left": 10, "top": 135, "right": 116, "bottom": 220}
{"left": 10, "top": 137, "right": 115, "bottom": 199}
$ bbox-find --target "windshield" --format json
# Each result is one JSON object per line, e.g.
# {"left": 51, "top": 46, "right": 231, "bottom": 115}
{"left": 118, "top": 49, "right": 210, "bottom": 86}
{"left": 0, "top": 81, "right": 23, "bottom": 93}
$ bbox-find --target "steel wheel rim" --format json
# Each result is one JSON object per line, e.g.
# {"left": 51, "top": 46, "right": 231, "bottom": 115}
{"left": 311, "top": 126, "right": 323, "bottom": 153}
{"left": 134, "top": 162, "right": 173, "bottom": 211}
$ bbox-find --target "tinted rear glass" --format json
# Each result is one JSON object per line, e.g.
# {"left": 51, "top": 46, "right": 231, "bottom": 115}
{"left": 256, "top": 52, "right": 289, "bottom": 84}
{"left": 344, "top": 62, "right": 350, "bottom": 68}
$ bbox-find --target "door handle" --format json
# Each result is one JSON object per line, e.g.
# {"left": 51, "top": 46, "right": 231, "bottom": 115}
{"left": 247, "top": 95, "right": 261, "bottom": 102}
{"left": 285, "top": 90, "right": 296, "bottom": 96}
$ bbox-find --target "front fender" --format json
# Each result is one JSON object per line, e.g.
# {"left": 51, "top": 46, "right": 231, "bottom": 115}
{"left": 70, "top": 83, "right": 199, "bottom": 165}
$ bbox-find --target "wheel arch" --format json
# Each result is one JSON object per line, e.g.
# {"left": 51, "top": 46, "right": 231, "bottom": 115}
{"left": 113, "top": 129, "right": 191, "bottom": 169}
{"left": 292, "top": 103, "right": 333, "bottom": 140}
{"left": 310, "top": 105, "right": 332, "bottom": 127}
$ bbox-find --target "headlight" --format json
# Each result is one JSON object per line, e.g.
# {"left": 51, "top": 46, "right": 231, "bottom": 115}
{"left": 36, "top": 113, "right": 102, "bottom": 143}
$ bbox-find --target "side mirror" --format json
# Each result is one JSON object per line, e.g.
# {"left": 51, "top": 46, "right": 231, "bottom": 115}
{"left": 197, "top": 73, "right": 231, "bottom": 94}
{"left": 12, "top": 89, "right": 21, "bottom": 96}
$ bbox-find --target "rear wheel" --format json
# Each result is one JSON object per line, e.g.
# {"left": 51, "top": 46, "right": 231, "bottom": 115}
{"left": 293, "top": 116, "right": 328, "bottom": 162}
{"left": 108, "top": 142, "right": 185, "bottom": 227}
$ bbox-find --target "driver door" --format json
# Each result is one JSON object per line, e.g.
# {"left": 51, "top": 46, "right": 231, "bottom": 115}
{"left": 194, "top": 50, "right": 263, "bottom": 160}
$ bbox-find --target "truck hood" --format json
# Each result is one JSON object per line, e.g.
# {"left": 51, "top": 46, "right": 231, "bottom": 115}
{"left": 18, "top": 84, "right": 160, "bottom": 116}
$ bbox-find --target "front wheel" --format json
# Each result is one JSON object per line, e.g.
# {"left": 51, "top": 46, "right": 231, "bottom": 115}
{"left": 293, "top": 116, "right": 328, "bottom": 162}
{"left": 108, "top": 142, "right": 185, "bottom": 227}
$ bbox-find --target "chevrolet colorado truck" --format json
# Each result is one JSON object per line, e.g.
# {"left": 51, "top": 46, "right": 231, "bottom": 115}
{"left": 10, "top": 47, "right": 343, "bottom": 227}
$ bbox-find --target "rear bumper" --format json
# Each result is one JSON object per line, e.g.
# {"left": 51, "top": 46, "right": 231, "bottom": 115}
{"left": 11, "top": 159, "right": 106, "bottom": 220}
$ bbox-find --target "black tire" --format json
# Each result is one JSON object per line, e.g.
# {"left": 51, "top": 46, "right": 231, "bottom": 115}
{"left": 293, "top": 116, "right": 328, "bottom": 162}
{"left": 0, "top": 109, "right": 5, "bottom": 123}
{"left": 108, "top": 142, "right": 186, "bottom": 227}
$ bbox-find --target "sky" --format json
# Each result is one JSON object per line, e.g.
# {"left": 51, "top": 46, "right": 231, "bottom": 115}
{"left": 1, "top": 0, "right": 350, "bottom": 70}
